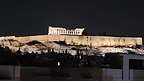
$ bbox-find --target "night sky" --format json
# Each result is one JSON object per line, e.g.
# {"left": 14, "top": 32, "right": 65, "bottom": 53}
{"left": 0, "top": 0, "right": 144, "bottom": 36}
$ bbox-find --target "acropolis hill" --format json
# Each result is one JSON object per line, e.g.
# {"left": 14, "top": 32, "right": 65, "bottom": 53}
{"left": 16, "top": 35, "right": 142, "bottom": 47}
{"left": 1, "top": 26, "right": 143, "bottom": 47}
{"left": 0, "top": 26, "right": 143, "bottom": 54}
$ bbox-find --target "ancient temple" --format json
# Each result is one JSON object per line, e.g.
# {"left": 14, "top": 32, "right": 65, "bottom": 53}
{"left": 48, "top": 26, "right": 85, "bottom": 35}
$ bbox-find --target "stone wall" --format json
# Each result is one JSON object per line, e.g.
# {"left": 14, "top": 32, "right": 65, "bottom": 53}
{"left": 16, "top": 35, "right": 49, "bottom": 43}
{"left": 64, "top": 36, "right": 142, "bottom": 47}
{"left": 15, "top": 35, "right": 142, "bottom": 47}
{"left": 16, "top": 35, "right": 66, "bottom": 43}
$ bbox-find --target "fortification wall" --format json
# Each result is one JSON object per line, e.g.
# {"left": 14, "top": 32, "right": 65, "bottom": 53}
{"left": 16, "top": 35, "right": 49, "bottom": 43}
{"left": 64, "top": 36, "right": 142, "bottom": 47}
{"left": 15, "top": 35, "right": 142, "bottom": 47}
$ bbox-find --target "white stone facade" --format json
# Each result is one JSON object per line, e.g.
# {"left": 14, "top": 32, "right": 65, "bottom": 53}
{"left": 48, "top": 26, "right": 85, "bottom": 35}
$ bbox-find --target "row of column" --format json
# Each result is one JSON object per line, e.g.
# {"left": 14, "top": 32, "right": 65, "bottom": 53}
{"left": 50, "top": 29, "right": 81, "bottom": 35}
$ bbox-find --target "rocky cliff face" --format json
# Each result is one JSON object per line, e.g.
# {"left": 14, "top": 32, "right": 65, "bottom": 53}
{"left": 0, "top": 36, "right": 144, "bottom": 55}
{"left": 16, "top": 35, "right": 143, "bottom": 47}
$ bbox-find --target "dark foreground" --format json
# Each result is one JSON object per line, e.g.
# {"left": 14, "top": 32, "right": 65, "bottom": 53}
{"left": 0, "top": 65, "right": 144, "bottom": 81}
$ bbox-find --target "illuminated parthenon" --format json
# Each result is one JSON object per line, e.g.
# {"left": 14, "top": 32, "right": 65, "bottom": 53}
{"left": 48, "top": 26, "right": 85, "bottom": 35}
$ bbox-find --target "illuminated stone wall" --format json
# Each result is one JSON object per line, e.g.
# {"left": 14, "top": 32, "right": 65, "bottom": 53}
{"left": 16, "top": 35, "right": 49, "bottom": 43}
{"left": 15, "top": 35, "right": 142, "bottom": 47}
{"left": 64, "top": 36, "right": 142, "bottom": 47}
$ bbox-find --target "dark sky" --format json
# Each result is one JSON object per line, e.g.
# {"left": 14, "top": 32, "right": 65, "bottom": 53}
{"left": 0, "top": 0, "right": 144, "bottom": 36}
